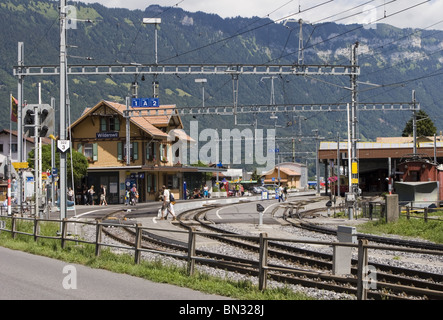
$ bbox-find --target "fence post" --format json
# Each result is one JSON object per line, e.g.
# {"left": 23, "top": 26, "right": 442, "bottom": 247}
{"left": 61, "top": 219, "right": 68, "bottom": 249}
{"left": 134, "top": 223, "right": 142, "bottom": 264}
{"left": 424, "top": 207, "right": 428, "bottom": 223}
{"left": 357, "top": 239, "right": 369, "bottom": 300}
{"left": 406, "top": 206, "right": 410, "bottom": 220}
{"left": 95, "top": 221, "right": 102, "bottom": 257}
{"left": 33, "top": 217, "right": 39, "bottom": 242}
{"left": 11, "top": 215, "right": 16, "bottom": 239}
{"left": 187, "top": 227, "right": 196, "bottom": 276}
{"left": 258, "top": 232, "right": 268, "bottom": 291}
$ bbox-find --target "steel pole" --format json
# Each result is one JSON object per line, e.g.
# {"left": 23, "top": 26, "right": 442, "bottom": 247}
{"left": 17, "top": 42, "right": 24, "bottom": 210}
{"left": 59, "top": 0, "right": 67, "bottom": 221}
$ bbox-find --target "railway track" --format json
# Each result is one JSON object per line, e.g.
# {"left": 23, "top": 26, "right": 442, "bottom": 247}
{"left": 97, "top": 202, "right": 443, "bottom": 300}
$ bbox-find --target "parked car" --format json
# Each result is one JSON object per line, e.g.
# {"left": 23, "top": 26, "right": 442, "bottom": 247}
{"left": 249, "top": 186, "right": 267, "bottom": 194}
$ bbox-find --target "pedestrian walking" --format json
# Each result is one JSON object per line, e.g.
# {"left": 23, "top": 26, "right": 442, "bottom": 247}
{"left": 100, "top": 184, "right": 108, "bottom": 206}
{"left": 130, "top": 184, "right": 138, "bottom": 205}
{"left": 277, "top": 185, "right": 283, "bottom": 202}
{"left": 160, "top": 185, "right": 177, "bottom": 221}
{"left": 125, "top": 188, "right": 131, "bottom": 205}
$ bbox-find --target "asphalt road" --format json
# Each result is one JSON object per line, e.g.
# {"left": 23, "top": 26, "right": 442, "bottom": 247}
{"left": 0, "top": 246, "right": 231, "bottom": 300}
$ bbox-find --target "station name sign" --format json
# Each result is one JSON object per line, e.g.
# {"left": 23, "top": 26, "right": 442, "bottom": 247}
{"left": 132, "top": 98, "right": 159, "bottom": 108}
{"left": 96, "top": 132, "right": 119, "bottom": 139}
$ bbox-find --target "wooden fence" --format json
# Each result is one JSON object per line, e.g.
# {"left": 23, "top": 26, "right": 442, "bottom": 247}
{"left": 1, "top": 214, "right": 442, "bottom": 300}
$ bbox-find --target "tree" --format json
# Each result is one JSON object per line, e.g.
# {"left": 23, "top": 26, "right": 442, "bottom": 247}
{"left": 27, "top": 144, "right": 89, "bottom": 186}
{"left": 402, "top": 110, "right": 436, "bottom": 137}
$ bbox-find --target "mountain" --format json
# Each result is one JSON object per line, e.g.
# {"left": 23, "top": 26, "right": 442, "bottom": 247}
{"left": 1, "top": 0, "right": 443, "bottom": 167}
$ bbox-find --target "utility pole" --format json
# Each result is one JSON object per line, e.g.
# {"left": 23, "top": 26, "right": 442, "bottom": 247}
{"left": 232, "top": 73, "right": 239, "bottom": 125}
{"left": 33, "top": 104, "right": 40, "bottom": 216}
{"left": 348, "top": 41, "right": 359, "bottom": 219}
{"left": 17, "top": 42, "right": 24, "bottom": 211}
{"left": 126, "top": 97, "right": 131, "bottom": 166}
{"left": 312, "top": 129, "right": 320, "bottom": 196}
{"left": 337, "top": 131, "right": 340, "bottom": 198}
{"left": 261, "top": 76, "right": 278, "bottom": 124}
{"left": 412, "top": 90, "right": 417, "bottom": 155}
{"left": 298, "top": 19, "right": 304, "bottom": 66}
{"left": 59, "top": 0, "right": 68, "bottom": 222}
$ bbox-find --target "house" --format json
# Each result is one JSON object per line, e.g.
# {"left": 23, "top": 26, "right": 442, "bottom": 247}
{"left": 69, "top": 100, "right": 203, "bottom": 204}
{"left": 261, "top": 162, "right": 308, "bottom": 189}
{"left": 0, "top": 129, "right": 49, "bottom": 201}
{"left": 0, "top": 129, "right": 38, "bottom": 163}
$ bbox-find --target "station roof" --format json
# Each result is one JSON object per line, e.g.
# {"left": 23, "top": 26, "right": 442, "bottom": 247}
{"left": 70, "top": 100, "right": 187, "bottom": 141}
{"left": 319, "top": 139, "right": 443, "bottom": 161}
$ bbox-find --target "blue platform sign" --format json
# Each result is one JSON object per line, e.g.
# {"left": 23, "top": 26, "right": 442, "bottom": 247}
{"left": 132, "top": 98, "right": 159, "bottom": 108}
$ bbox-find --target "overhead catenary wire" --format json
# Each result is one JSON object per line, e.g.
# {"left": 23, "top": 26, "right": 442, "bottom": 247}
{"left": 120, "top": 0, "right": 186, "bottom": 63}
{"left": 156, "top": 0, "right": 334, "bottom": 64}
{"left": 268, "top": 0, "right": 431, "bottom": 65}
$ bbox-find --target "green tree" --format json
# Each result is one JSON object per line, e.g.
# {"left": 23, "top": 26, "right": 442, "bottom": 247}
{"left": 27, "top": 144, "right": 89, "bottom": 186}
{"left": 402, "top": 110, "right": 436, "bottom": 137}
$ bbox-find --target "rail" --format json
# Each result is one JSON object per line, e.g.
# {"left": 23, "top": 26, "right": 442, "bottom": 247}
{"left": 1, "top": 214, "right": 443, "bottom": 300}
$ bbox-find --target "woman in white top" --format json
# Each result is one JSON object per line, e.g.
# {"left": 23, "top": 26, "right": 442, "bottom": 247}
{"left": 160, "top": 185, "right": 176, "bottom": 220}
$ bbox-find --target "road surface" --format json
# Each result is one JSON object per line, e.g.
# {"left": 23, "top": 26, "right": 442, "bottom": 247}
{"left": 0, "top": 246, "right": 231, "bottom": 300}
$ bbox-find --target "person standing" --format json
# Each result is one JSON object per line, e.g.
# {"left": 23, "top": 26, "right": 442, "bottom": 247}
{"left": 88, "top": 185, "right": 95, "bottom": 205}
{"left": 130, "top": 184, "right": 138, "bottom": 205}
{"left": 82, "top": 184, "right": 88, "bottom": 205}
{"left": 67, "top": 187, "right": 74, "bottom": 202}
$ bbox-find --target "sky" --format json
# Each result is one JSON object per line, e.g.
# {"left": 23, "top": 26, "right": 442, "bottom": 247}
{"left": 75, "top": 0, "right": 443, "bottom": 30}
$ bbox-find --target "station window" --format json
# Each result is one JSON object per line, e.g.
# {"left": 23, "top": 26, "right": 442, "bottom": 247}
{"left": 146, "top": 142, "right": 157, "bottom": 161}
{"left": 100, "top": 117, "right": 120, "bottom": 132}
{"left": 164, "top": 174, "right": 179, "bottom": 189}
{"left": 117, "top": 142, "right": 138, "bottom": 161}
{"left": 147, "top": 174, "right": 157, "bottom": 193}
{"left": 77, "top": 143, "right": 98, "bottom": 161}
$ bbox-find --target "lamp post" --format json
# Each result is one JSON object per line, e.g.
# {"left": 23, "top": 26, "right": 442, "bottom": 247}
{"left": 143, "top": 18, "right": 162, "bottom": 65}
{"left": 143, "top": 18, "right": 162, "bottom": 99}
{"left": 195, "top": 79, "right": 207, "bottom": 108}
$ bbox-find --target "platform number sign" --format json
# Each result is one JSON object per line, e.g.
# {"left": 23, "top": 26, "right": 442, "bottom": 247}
{"left": 132, "top": 98, "right": 159, "bottom": 108}
{"left": 57, "top": 140, "right": 70, "bottom": 153}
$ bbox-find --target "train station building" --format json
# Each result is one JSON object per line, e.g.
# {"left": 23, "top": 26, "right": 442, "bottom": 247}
{"left": 69, "top": 100, "right": 223, "bottom": 204}
{"left": 318, "top": 135, "right": 443, "bottom": 195}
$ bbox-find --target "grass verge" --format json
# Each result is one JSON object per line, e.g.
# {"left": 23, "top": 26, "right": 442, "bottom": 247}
{"left": 356, "top": 216, "right": 443, "bottom": 244}
{"left": 0, "top": 219, "right": 313, "bottom": 300}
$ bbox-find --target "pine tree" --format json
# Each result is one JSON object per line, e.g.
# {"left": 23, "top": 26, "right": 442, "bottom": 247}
{"left": 402, "top": 110, "right": 436, "bottom": 137}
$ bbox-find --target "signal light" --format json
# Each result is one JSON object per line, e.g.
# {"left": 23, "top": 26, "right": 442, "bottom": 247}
{"left": 38, "top": 104, "right": 54, "bottom": 137}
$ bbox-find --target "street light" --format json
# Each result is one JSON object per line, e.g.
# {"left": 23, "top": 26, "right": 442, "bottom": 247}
{"left": 195, "top": 79, "right": 207, "bottom": 108}
{"left": 143, "top": 18, "right": 161, "bottom": 65}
